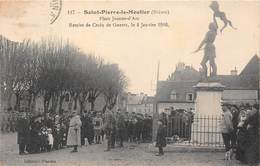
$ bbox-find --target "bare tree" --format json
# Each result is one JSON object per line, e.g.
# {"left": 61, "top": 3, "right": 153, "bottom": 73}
{"left": 0, "top": 36, "right": 31, "bottom": 111}
{"left": 37, "top": 38, "right": 75, "bottom": 113}
{"left": 86, "top": 56, "right": 104, "bottom": 112}
{"left": 1, "top": 35, "right": 128, "bottom": 115}
{"left": 102, "top": 64, "right": 128, "bottom": 111}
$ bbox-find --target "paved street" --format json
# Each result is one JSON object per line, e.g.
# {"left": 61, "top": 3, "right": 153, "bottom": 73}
{"left": 0, "top": 133, "right": 247, "bottom": 166}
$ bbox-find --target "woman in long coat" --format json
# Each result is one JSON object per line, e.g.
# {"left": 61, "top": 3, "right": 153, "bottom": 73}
{"left": 244, "top": 106, "right": 259, "bottom": 166}
{"left": 67, "top": 111, "right": 82, "bottom": 152}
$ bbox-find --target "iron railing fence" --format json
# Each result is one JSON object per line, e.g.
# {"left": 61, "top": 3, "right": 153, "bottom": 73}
{"left": 166, "top": 114, "right": 224, "bottom": 147}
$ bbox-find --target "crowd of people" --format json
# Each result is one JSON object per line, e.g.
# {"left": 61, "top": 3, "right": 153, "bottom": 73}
{"left": 16, "top": 111, "right": 69, "bottom": 154}
{"left": 93, "top": 109, "right": 153, "bottom": 152}
{"left": 159, "top": 109, "right": 194, "bottom": 140}
{"left": 0, "top": 108, "right": 18, "bottom": 133}
{"left": 14, "top": 108, "right": 153, "bottom": 154}
{"left": 2, "top": 103, "right": 259, "bottom": 165}
{"left": 153, "top": 103, "right": 260, "bottom": 160}
{"left": 220, "top": 103, "right": 259, "bottom": 166}
{"left": 153, "top": 109, "right": 194, "bottom": 156}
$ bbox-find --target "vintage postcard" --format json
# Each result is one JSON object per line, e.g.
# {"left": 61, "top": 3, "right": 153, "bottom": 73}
{"left": 0, "top": 0, "right": 259, "bottom": 166}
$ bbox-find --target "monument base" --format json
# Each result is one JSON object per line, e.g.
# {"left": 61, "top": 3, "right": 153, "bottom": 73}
{"left": 191, "top": 80, "right": 225, "bottom": 145}
{"left": 194, "top": 81, "right": 225, "bottom": 116}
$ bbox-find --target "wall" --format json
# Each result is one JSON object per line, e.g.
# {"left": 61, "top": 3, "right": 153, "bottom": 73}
{"left": 157, "top": 102, "right": 194, "bottom": 114}
{"left": 126, "top": 103, "right": 153, "bottom": 115}
{"left": 222, "top": 89, "right": 258, "bottom": 103}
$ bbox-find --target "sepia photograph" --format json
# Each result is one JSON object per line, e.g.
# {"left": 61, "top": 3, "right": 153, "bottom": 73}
{"left": 0, "top": 0, "right": 259, "bottom": 166}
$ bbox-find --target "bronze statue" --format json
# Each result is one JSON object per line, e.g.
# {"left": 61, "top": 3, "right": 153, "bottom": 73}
{"left": 193, "top": 1, "right": 236, "bottom": 79}
{"left": 194, "top": 21, "right": 218, "bottom": 78}
{"left": 210, "top": 1, "right": 237, "bottom": 33}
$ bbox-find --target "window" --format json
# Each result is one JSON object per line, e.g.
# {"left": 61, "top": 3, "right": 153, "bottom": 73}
{"left": 186, "top": 93, "right": 194, "bottom": 101}
{"left": 170, "top": 90, "right": 177, "bottom": 100}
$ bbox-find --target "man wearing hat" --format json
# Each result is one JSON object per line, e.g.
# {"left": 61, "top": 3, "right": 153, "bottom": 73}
{"left": 17, "top": 112, "right": 30, "bottom": 155}
{"left": 135, "top": 113, "right": 144, "bottom": 143}
{"left": 103, "top": 107, "right": 116, "bottom": 151}
{"left": 67, "top": 111, "right": 82, "bottom": 152}
{"left": 80, "top": 111, "right": 88, "bottom": 146}
{"left": 155, "top": 119, "right": 166, "bottom": 156}
{"left": 220, "top": 103, "right": 234, "bottom": 153}
{"left": 116, "top": 110, "right": 126, "bottom": 147}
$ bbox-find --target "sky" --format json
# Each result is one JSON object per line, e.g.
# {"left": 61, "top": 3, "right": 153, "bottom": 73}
{"left": 0, "top": 0, "right": 259, "bottom": 95}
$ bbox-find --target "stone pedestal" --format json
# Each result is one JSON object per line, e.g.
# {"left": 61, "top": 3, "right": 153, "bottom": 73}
{"left": 191, "top": 80, "right": 225, "bottom": 146}
{"left": 194, "top": 81, "right": 225, "bottom": 116}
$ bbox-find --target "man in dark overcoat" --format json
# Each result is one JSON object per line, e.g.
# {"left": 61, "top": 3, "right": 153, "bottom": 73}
{"left": 85, "top": 113, "right": 94, "bottom": 145}
{"left": 80, "top": 112, "right": 88, "bottom": 145}
{"left": 142, "top": 114, "right": 150, "bottom": 142}
{"left": 135, "top": 114, "right": 144, "bottom": 143}
{"left": 116, "top": 110, "right": 126, "bottom": 147}
{"left": 104, "top": 108, "right": 115, "bottom": 151}
{"left": 28, "top": 115, "right": 42, "bottom": 153}
{"left": 17, "top": 112, "right": 30, "bottom": 155}
{"left": 156, "top": 120, "right": 166, "bottom": 156}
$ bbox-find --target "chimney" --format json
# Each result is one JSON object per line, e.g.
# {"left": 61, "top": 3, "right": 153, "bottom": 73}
{"left": 176, "top": 62, "right": 185, "bottom": 71}
{"left": 230, "top": 67, "right": 238, "bottom": 76}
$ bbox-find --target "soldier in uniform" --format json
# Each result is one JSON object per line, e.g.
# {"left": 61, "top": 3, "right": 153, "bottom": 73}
{"left": 93, "top": 112, "right": 103, "bottom": 144}
{"left": 116, "top": 110, "right": 126, "bottom": 147}
{"left": 103, "top": 107, "right": 115, "bottom": 151}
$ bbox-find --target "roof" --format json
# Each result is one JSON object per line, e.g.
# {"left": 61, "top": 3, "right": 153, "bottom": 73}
{"left": 218, "top": 55, "right": 259, "bottom": 90}
{"left": 156, "top": 55, "right": 259, "bottom": 102}
{"left": 156, "top": 80, "right": 197, "bottom": 102}
{"left": 127, "top": 94, "right": 144, "bottom": 105}
{"left": 240, "top": 55, "right": 259, "bottom": 76}
{"left": 167, "top": 64, "right": 200, "bottom": 81}
{"left": 217, "top": 74, "right": 258, "bottom": 90}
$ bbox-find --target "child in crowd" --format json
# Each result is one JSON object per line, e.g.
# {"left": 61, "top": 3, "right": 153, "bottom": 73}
{"left": 209, "top": 1, "right": 237, "bottom": 33}
{"left": 93, "top": 113, "right": 103, "bottom": 144}
{"left": 47, "top": 128, "right": 54, "bottom": 152}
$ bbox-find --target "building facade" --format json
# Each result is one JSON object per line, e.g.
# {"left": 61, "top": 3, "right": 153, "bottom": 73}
{"left": 156, "top": 55, "right": 259, "bottom": 114}
{"left": 126, "top": 92, "right": 154, "bottom": 115}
